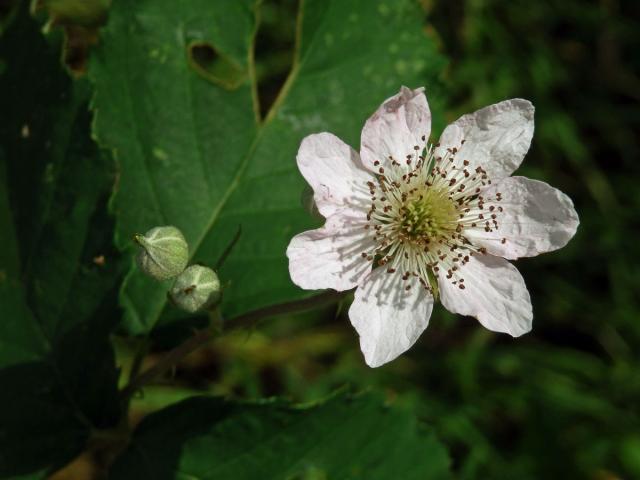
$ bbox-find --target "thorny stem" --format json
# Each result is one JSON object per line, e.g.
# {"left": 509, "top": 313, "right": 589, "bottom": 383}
{"left": 120, "top": 290, "right": 347, "bottom": 400}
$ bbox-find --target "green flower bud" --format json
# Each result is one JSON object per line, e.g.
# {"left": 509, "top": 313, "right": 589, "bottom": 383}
{"left": 169, "top": 265, "right": 221, "bottom": 313}
{"left": 134, "top": 226, "right": 189, "bottom": 281}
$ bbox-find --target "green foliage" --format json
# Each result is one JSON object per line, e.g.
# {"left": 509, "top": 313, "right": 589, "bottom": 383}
{"left": 0, "top": 1, "right": 450, "bottom": 478}
{"left": 89, "top": 0, "right": 445, "bottom": 335}
{"left": 112, "top": 392, "right": 451, "bottom": 480}
{"left": 1, "top": 0, "right": 637, "bottom": 479}
{"left": 0, "top": 6, "right": 120, "bottom": 477}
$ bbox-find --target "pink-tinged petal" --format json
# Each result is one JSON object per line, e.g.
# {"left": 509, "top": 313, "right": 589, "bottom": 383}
{"left": 438, "top": 254, "right": 532, "bottom": 336}
{"left": 287, "top": 207, "right": 373, "bottom": 291}
{"left": 466, "top": 176, "right": 579, "bottom": 259}
{"left": 436, "top": 99, "right": 534, "bottom": 181}
{"left": 360, "top": 86, "right": 431, "bottom": 175}
{"left": 297, "top": 132, "right": 373, "bottom": 218}
{"left": 349, "top": 268, "right": 434, "bottom": 367}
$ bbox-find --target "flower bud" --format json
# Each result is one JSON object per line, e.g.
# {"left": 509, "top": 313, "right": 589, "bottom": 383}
{"left": 134, "top": 226, "right": 189, "bottom": 281}
{"left": 169, "top": 265, "right": 221, "bottom": 313}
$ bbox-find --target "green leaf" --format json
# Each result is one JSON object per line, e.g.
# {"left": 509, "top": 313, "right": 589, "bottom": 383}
{"left": 111, "top": 392, "right": 451, "bottom": 479}
{"left": 90, "top": 0, "right": 446, "bottom": 335}
{"left": 0, "top": 7, "right": 121, "bottom": 477}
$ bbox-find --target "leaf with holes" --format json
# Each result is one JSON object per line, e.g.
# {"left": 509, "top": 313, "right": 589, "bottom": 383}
{"left": 90, "top": 0, "right": 446, "bottom": 335}
{"left": 110, "top": 392, "right": 451, "bottom": 479}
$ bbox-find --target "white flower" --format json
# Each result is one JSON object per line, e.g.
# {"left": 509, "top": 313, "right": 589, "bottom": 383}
{"left": 287, "top": 87, "right": 579, "bottom": 367}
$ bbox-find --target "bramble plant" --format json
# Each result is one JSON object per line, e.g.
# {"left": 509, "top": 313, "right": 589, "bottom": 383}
{"left": 1, "top": 0, "right": 633, "bottom": 479}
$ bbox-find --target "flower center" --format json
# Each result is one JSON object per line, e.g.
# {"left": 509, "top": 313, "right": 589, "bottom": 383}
{"left": 400, "top": 187, "right": 458, "bottom": 242}
{"left": 362, "top": 141, "right": 505, "bottom": 294}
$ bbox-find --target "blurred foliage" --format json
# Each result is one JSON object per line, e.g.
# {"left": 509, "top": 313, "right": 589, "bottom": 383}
{"left": 429, "top": 1, "right": 640, "bottom": 477}
{"left": 1, "top": 0, "right": 639, "bottom": 479}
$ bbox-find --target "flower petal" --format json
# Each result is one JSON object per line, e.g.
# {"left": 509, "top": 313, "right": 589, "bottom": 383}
{"left": 436, "top": 99, "right": 534, "bottom": 181}
{"left": 287, "top": 207, "right": 373, "bottom": 291}
{"left": 360, "top": 86, "right": 431, "bottom": 175}
{"left": 466, "top": 176, "right": 579, "bottom": 259}
{"left": 297, "top": 132, "right": 372, "bottom": 218}
{"left": 349, "top": 268, "right": 434, "bottom": 367}
{"left": 438, "top": 254, "right": 532, "bottom": 336}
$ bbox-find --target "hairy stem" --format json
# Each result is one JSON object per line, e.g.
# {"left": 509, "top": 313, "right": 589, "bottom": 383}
{"left": 120, "top": 290, "right": 347, "bottom": 400}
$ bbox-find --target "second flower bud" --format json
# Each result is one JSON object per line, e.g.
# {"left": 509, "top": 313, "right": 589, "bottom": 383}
{"left": 169, "top": 265, "right": 221, "bottom": 313}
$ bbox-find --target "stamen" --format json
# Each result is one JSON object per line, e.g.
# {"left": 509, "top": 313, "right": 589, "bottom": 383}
{"left": 361, "top": 138, "right": 501, "bottom": 291}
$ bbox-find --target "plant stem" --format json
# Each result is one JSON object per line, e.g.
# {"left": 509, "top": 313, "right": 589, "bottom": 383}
{"left": 120, "top": 290, "right": 347, "bottom": 400}
{"left": 231, "top": 289, "right": 346, "bottom": 330}
{"left": 127, "top": 337, "right": 150, "bottom": 384}
{"left": 120, "top": 328, "right": 212, "bottom": 400}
